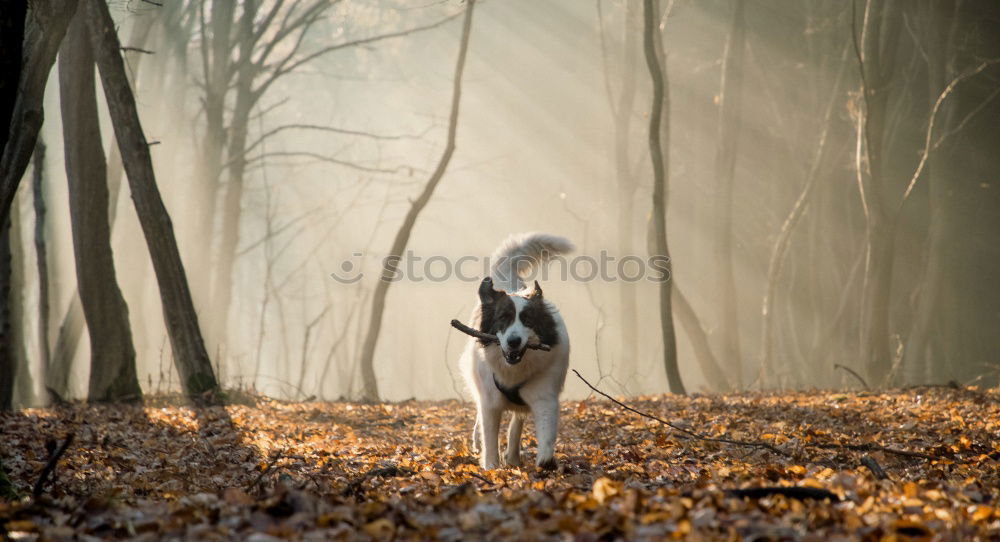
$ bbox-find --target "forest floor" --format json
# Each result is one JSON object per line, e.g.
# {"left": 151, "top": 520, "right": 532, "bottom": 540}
{"left": 1, "top": 385, "right": 998, "bottom": 541}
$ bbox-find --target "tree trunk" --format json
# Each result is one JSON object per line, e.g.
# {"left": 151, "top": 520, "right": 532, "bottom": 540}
{"left": 48, "top": 11, "right": 158, "bottom": 389}
{"left": 32, "top": 141, "right": 51, "bottom": 400}
{"left": 674, "top": 283, "right": 729, "bottom": 391}
{"left": 0, "top": 0, "right": 78, "bottom": 228}
{"left": 0, "top": 214, "right": 14, "bottom": 410}
{"left": 84, "top": 0, "right": 220, "bottom": 399}
{"left": 358, "top": 0, "right": 477, "bottom": 402}
{"left": 642, "top": 0, "right": 685, "bottom": 395}
{"left": 712, "top": 0, "right": 746, "bottom": 387}
{"left": 209, "top": 2, "right": 257, "bottom": 359}
{"left": 48, "top": 298, "right": 82, "bottom": 400}
{"left": 855, "top": 0, "right": 903, "bottom": 385}
{"left": 59, "top": 9, "right": 141, "bottom": 403}
{"left": 0, "top": 2, "right": 27, "bottom": 156}
{"left": 10, "top": 191, "right": 33, "bottom": 406}
{"left": 612, "top": 2, "right": 641, "bottom": 386}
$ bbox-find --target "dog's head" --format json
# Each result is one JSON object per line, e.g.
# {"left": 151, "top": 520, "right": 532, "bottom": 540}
{"left": 477, "top": 277, "right": 559, "bottom": 364}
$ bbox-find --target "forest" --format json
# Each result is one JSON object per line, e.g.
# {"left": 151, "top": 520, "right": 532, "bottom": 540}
{"left": 0, "top": 0, "right": 998, "bottom": 539}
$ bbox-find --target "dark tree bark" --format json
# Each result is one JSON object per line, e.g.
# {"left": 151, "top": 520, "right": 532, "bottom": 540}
{"left": 712, "top": 0, "right": 746, "bottom": 386}
{"left": 0, "top": 0, "right": 78, "bottom": 228}
{"left": 32, "top": 141, "right": 50, "bottom": 399}
{"left": 59, "top": 9, "right": 141, "bottom": 403}
{"left": 358, "top": 0, "right": 477, "bottom": 402}
{"left": 0, "top": 3, "right": 27, "bottom": 157}
{"left": 642, "top": 0, "right": 685, "bottom": 395}
{"left": 83, "top": 0, "right": 220, "bottom": 399}
{"left": 0, "top": 214, "right": 13, "bottom": 410}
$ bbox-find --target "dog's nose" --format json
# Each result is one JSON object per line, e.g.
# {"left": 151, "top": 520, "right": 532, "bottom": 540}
{"left": 506, "top": 336, "right": 523, "bottom": 349}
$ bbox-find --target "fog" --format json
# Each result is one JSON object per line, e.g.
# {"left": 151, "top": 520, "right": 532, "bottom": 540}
{"left": 8, "top": 0, "right": 999, "bottom": 406}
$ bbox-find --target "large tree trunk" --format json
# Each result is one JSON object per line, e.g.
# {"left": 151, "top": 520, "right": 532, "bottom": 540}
{"left": 642, "top": 0, "right": 685, "bottom": 395}
{"left": 358, "top": 0, "right": 477, "bottom": 402}
{"left": 46, "top": 11, "right": 155, "bottom": 399}
{"left": 59, "top": 9, "right": 141, "bottom": 403}
{"left": 0, "top": 214, "right": 14, "bottom": 410}
{"left": 712, "top": 0, "right": 746, "bottom": 386}
{"left": 84, "top": 0, "right": 220, "bottom": 399}
{"left": 0, "top": 0, "right": 77, "bottom": 229}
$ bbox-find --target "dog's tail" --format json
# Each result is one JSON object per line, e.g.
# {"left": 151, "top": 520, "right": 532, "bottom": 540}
{"left": 489, "top": 232, "right": 574, "bottom": 293}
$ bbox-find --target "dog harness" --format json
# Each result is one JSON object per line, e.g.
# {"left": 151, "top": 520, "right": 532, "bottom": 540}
{"left": 493, "top": 374, "right": 526, "bottom": 406}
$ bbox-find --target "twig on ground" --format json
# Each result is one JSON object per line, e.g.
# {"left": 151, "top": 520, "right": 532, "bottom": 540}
{"left": 340, "top": 464, "right": 412, "bottom": 497}
{"left": 33, "top": 433, "right": 75, "bottom": 497}
{"left": 834, "top": 364, "right": 870, "bottom": 389}
{"left": 468, "top": 472, "right": 494, "bottom": 486}
{"left": 574, "top": 370, "right": 939, "bottom": 461}
{"left": 726, "top": 486, "right": 840, "bottom": 501}
{"left": 573, "top": 370, "right": 791, "bottom": 457}
{"left": 451, "top": 319, "right": 551, "bottom": 351}
{"left": 860, "top": 454, "right": 888, "bottom": 480}
{"left": 247, "top": 451, "right": 284, "bottom": 493}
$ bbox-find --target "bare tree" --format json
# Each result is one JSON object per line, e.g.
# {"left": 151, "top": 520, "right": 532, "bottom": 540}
{"left": 32, "top": 141, "right": 50, "bottom": 400}
{"left": 60, "top": 8, "right": 142, "bottom": 403}
{"left": 598, "top": 0, "right": 642, "bottom": 386}
{"left": 712, "top": 0, "right": 746, "bottom": 387}
{"left": 358, "top": 0, "right": 477, "bottom": 402}
{"left": 642, "top": 0, "right": 685, "bottom": 395}
{"left": 84, "top": 0, "right": 220, "bottom": 399}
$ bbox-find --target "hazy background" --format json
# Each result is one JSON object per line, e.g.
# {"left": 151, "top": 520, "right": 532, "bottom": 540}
{"left": 11, "top": 0, "right": 1000, "bottom": 405}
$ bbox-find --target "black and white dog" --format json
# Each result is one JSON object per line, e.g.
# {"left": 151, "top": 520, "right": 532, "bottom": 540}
{"left": 460, "top": 233, "right": 572, "bottom": 469}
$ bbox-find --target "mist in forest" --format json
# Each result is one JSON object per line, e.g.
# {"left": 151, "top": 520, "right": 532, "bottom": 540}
{"left": 3, "top": 0, "right": 999, "bottom": 408}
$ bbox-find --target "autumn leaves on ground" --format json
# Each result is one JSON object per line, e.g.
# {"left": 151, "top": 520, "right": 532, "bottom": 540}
{"left": 1, "top": 385, "right": 998, "bottom": 540}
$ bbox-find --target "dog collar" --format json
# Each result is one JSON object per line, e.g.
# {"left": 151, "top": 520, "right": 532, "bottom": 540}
{"left": 493, "top": 374, "right": 526, "bottom": 406}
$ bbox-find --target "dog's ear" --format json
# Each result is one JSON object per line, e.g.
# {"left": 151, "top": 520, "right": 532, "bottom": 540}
{"left": 528, "top": 280, "right": 543, "bottom": 298}
{"left": 478, "top": 277, "right": 505, "bottom": 304}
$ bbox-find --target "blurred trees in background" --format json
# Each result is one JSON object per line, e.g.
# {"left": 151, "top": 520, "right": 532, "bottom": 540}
{"left": 0, "top": 0, "right": 998, "bottom": 408}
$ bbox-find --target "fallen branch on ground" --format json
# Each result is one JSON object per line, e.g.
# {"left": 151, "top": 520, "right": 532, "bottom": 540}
{"left": 247, "top": 451, "right": 284, "bottom": 493}
{"left": 574, "top": 370, "right": 939, "bottom": 461}
{"left": 860, "top": 454, "right": 888, "bottom": 480}
{"left": 725, "top": 486, "right": 840, "bottom": 501}
{"left": 573, "top": 370, "right": 791, "bottom": 457}
{"left": 33, "top": 433, "right": 74, "bottom": 497}
{"left": 450, "top": 319, "right": 551, "bottom": 351}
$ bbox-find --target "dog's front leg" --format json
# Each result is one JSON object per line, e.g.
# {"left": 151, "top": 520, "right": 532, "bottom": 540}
{"left": 470, "top": 411, "right": 482, "bottom": 454}
{"left": 532, "top": 398, "right": 559, "bottom": 469}
{"left": 478, "top": 404, "right": 502, "bottom": 469}
{"left": 504, "top": 413, "right": 524, "bottom": 467}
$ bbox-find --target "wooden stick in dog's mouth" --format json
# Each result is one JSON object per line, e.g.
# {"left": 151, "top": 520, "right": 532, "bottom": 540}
{"left": 450, "top": 319, "right": 552, "bottom": 352}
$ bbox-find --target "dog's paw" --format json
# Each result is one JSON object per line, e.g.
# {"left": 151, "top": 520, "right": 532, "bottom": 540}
{"left": 536, "top": 456, "right": 558, "bottom": 471}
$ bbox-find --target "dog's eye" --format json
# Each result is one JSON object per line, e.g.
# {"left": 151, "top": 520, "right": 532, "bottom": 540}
{"left": 520, "top": 315, "right": 532, "bottom": 327}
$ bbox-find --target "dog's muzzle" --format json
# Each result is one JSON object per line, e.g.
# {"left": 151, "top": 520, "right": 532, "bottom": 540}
{"left": 503, "top": 347, "right": 526, "bottom": 365}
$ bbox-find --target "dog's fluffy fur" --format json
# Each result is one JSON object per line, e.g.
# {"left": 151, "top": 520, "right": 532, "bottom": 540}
{"left": 460, "top": 233, "right": 573, "bottom": 469}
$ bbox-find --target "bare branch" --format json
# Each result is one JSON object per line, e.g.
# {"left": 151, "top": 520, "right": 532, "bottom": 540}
{"left": 243, "top": 151, "right": 420, "bottom": 175}
{"left": 899, "top": 59, "right": 1000, "bottom": 204}
{"left": 242, "top": 122, "right": 434, "bottom": 158}
{"left": 254, "top": 12, "right": 462, "bottom": 100}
